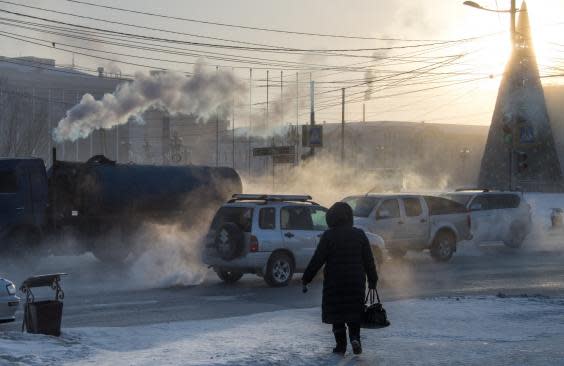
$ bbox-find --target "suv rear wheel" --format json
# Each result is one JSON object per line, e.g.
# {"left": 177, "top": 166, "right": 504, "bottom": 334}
{"left": 430, "top": 231, "right": 456, "bottom": 262}
{"left": 215, "top": 269, "right": 244, "bottom": 284}
{"left": 265, "top": 252, "right": 294, "bottom": 287}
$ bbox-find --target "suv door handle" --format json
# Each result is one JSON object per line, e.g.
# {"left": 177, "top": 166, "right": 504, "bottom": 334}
{"left": 398, "top": 221, "right": 404, "bottom": 224}
{"left": 420, "top": 219, "right": 427, "bottom": 223}
{"left": 284, "top": 232, "right": 295, "bottom": 238}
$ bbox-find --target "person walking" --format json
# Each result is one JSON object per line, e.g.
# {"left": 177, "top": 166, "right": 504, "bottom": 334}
{"left": 302, "top": 202, "right": 378, "bottom": 355}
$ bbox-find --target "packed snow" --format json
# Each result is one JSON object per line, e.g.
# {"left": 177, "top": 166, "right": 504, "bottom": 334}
{"left": 1, "top": 296, "right": 563, "bottom": 365}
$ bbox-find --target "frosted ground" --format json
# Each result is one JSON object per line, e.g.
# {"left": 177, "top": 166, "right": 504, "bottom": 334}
{"left": 1, "top": 296, "right": 563, "bottom": 366}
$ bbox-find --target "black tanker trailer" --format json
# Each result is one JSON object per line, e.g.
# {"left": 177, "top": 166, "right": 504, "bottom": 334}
{"left": 0, "top": 149, "right": 242, "bottom": 262}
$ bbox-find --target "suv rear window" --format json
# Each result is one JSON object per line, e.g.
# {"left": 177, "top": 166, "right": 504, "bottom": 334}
{"left": 211, "top": 207, "right": 253, "bottom": 232}
{"left": 0, "top": 171, "right": 17, "bottom": 193}
{"left": 424, "top": 196, "right": 466, "bottom": 215}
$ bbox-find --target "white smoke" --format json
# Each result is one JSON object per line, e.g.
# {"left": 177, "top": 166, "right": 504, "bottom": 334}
{"left": 53, "top": 63, "right": 246, "bottom": 142}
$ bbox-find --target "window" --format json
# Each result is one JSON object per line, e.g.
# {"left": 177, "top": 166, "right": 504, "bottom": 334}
{"left": 483, "top": 194, "right": 520, "bottom": 210}
{"left": 0, "top": 171, "right": 18, "bottom": 193}
{"left": 310, "top": 207, "right": 328, "bottom": 231}
{"left": 443, "top": 193, "right": 473, "bottom": 206}
{"left": 376, "top": 199, "right": 400, "bottom": 219}
{"left": 425, "top": 196, "right": 466, "bottom": 215}
{"left": 210, "top": 207, "right": 253, "bottom": 232}
{"left": 281, "top": 206, "right": 313, "bottom": 230}
{"left": 259, "top": 208, "right": 276, "bottom": 230}
{"left": 343, "top": 196, "right": 380, "bottom": 218}
{"left": 403, "top": 198, "right": 422, "bottom": 217}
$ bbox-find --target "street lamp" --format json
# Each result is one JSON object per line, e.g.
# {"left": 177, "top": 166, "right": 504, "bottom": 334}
{"left": 462, "top": 1, "right": 517, "bottom": 13}
{"left": 463, "top": 1, "right": 520, "bottom": 44}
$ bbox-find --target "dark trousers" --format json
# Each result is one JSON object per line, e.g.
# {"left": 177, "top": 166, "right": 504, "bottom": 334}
{"left": 332, "top": 322, "right": 360, "bottom": 341}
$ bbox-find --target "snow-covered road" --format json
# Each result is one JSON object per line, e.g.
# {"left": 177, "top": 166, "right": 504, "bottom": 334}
{"left": 1, "top": 296, "right": 563, "bottom": 366}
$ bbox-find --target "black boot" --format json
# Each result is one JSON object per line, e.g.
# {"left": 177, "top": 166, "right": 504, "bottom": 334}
{"left": 350, "top": 338, "right": 362, "bottom": 355}
{"left": 332, "top": 326, "right": 347, "bottom": 354}
{"left": 348, "top": 324, "right": 362, "bottom": 355}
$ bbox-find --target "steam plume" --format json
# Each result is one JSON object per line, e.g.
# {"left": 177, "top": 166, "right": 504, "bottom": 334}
{"left": 53, "top": 64, "right": 246, "bottom": 142}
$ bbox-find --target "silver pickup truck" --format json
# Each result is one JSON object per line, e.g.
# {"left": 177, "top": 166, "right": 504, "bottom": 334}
{"left": 342, "top": 194, "right": 472, "bottom": 261}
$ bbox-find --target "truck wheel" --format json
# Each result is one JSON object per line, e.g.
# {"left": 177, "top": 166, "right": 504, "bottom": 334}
{"left": 504, "top": 222, "right": 527, "bottom": 249}
{"left": 5, "top": 229, "right": 40, "bottom": 258}
{"left": 264, "top": 252, "right": 294, "bottom": 287}
{"left": 389, "top": 248, "right": 406, "bottom": 259}
{"left": 216, "top": 269, "right": 244, "bottom": 284}
{"left": 91, "top": 243, "right": 130, "bottom": 264}
{"left": 430, "top": 231, "right": 456, "bottom": 262}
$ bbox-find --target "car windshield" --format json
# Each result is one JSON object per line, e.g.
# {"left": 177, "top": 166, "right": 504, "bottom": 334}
{"left": 442, "top": 194, "right": 473, "bottom": 207}
{"left": 343, "top": 196, "right": 380, "bottom": 217}
{"left": 210, "top": 206, "right": 253, "bottom": 232}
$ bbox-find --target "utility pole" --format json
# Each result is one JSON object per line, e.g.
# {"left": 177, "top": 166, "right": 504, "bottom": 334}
{"left": 232, "top": 91, "right": 235, "bottom": 169}
{"left": 216, "top": 65, "right": 219, "bottom": 167}
{"left": 363, "top": 103, "right": 366, "bottom": 124}
{"left": 309, "top": 77, "right": 315, "bottom": 157}
{"left": 510, "top": 0, "right": 516, "bottom": 45}
{"left": 248, "top": 68, "right": 252, "bottom": 176}
{"left": 296, "top": 71, "right": 299, "bottom": 166}
{"left": 75, "top": 91, "right": 79, "bottom": 161}
{"left": 341, "top": 88, "right": 345, "bottom": 165}
{"left": 266, "top": 70, "right": 269, "bottom": 131}
{"left": 280, "top": 70, "right": 283, "bottom": 126}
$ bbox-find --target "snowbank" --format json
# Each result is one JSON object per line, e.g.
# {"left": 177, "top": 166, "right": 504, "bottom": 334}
{"left": 1, "top": 296, "right": 563, "bottom": 365}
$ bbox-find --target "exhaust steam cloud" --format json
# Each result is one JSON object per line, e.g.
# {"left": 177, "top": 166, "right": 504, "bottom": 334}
{"left": 53, "top": 63, "right": 246, "bottom": 142}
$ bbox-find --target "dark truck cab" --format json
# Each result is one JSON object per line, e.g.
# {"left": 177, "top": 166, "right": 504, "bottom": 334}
{"left": 0, "top": 151, "right": 242, "bottom": 262}
{"left": 0, "top": 158, "right": 48, "bottom": 250}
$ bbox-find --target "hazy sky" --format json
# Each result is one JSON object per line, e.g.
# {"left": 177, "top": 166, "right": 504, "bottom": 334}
{"left": 0, "top": 0, "right": 563, "bottom": 127}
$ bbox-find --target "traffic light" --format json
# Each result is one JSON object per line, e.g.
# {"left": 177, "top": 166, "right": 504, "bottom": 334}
{"left": 516, "top": 151, "right": 528, "bottom": 173}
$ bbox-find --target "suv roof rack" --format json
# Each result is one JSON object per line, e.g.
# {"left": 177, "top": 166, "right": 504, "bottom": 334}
{"left": 455, "top": 188, "right": 490, "bottom": 192}
{"left": 229, "top": 194, "right": 316, "bottom": 204}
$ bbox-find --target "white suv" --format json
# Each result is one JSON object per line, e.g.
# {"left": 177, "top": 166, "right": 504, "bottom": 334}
{"left": 443, "top": 190, "right": 532, "bottom": 248}
{"left": 203, "top": 194, "right": 383, "bottom": 287}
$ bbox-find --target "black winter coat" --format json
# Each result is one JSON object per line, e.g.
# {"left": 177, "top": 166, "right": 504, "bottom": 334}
{"left": 302, "top": 225, "right": 378, "bottom": 324}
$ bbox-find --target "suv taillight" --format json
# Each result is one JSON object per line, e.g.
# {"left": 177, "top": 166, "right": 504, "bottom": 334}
{"left": 467, "top": 213, "right": 472, "bottom": 228}
{"left": 250, "top": 235, "right": 259, "bottom": 252}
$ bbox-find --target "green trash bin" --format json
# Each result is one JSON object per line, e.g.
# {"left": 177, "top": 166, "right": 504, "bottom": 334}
{"left": 20, "top": 273, "right": 67, "bottom": 337}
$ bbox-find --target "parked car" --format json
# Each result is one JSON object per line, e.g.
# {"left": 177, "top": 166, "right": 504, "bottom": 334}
{"left": 442, "top": 189, "right": 532, "bottom": 248}
{"left": 342, "top": 194, "right": 471, "bottom": 261}
{"left": 0, "top": 277, "right": 19, "bottom": 323}
{"left": 203, "top": 194, "right": 384, "bottom": 287}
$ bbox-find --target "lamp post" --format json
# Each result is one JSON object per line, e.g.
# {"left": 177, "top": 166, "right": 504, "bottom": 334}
{"left": 463, "top": 1, "right": 519, "bottom": 44}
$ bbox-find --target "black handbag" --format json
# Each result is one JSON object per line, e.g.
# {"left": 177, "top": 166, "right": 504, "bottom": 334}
{"left": 362, "top": 289, "right": 390, "bottom": 329}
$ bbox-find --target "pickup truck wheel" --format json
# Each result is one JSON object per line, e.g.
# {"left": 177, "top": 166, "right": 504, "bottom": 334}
{"left": 389, "top": 248, "right": 407, "bottom": 259}
{"left": 430, "top": 231, "right": 455, "bottom": 262}
{"left": 216, "top": 269, "right": 244, "bottom": 284}
{"left": 504, "top": 222, "right": 527, "bottom": 249}
{"left": 264, "top": 252, "right": 294, "bottom": 287}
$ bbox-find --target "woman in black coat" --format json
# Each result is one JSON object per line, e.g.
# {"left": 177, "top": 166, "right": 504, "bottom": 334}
{"left": 302, "top": 202, "right": 378, "bottom": 355}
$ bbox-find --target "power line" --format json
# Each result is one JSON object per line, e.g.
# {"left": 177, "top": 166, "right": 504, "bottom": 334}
{"left": 0, "top": 8, "right": 477, "bottom": 53}
{"left": 65, "top": 0, "right": 479, "bottom": 43}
